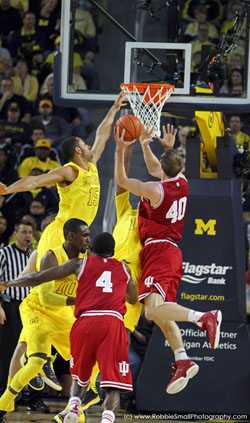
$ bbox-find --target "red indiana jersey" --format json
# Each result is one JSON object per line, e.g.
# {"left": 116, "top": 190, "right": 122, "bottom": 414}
{"left": 138, "top": 175, "right": 189, "bottom": 244}
{"left": 74, "top": 255, "right": 130, "bottom": 319}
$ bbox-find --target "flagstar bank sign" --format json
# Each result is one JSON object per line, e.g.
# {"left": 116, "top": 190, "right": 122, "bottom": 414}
{"left": 177, "top": 182, "right": 246, "bottom": 321}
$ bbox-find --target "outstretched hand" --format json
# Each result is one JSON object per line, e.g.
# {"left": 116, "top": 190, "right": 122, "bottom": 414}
{"left": 139, "top": 124, "right": 154, "bottom": 147}
{"left": 113, "top": 90, "right": 128, "bottom": 112}
{"left": 0, "top": 182, "right": 8, "bottom": 196}
{"left": 156, "top": 124, "right": 177, "bottom": 150}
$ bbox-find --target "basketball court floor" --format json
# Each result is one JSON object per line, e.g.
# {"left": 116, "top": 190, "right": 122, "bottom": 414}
{"left": 3, "top": 400, "right": 250, "bottom": 423}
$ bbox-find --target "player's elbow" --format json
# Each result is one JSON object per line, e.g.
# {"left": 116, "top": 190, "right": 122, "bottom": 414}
{"left": 126, "top": 285, "right": 138, "bottom": 305}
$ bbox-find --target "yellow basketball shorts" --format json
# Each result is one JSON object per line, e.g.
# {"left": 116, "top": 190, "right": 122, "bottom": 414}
{"left": 123, "top": 301, "right": 142, "bottom": 333}
{"left": 20, "top": 295, "right": 75, "bottom": 360}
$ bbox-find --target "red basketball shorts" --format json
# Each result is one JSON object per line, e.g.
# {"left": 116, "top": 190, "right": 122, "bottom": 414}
{"left": 69, "top": 312, "right": 132, "bottom": 392}
{"left": 138, "top": 240, "right": 183, "bottom": 303}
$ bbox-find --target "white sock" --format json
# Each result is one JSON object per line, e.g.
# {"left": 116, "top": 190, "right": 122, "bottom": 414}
{"left": 101, "top": 410, "right": 115, "bottom": 423}
{"left": 188, "top": 310, "right": 205, "bottom": 323}
{"left": 174, "top": 347, "right": 188, "bottom": 361}
{"left": 69, "top": 396, "right": 81, "bottom": 414}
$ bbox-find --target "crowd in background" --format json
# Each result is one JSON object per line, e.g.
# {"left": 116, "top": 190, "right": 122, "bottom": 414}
{"left": 0, "top": 0, "right": 249, "bottom": 405}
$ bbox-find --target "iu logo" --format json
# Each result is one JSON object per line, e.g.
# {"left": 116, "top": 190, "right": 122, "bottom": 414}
{"left": 70, "top": 355, "right": 74, "bottom": 368}
{"left": 145, "top": 276, "right": 154, "bottom": 287}
{"left": 119, "top": 361, "right": 129, "bottom": 376}
{"left": 194, "top": 219, "right": 216, "bottom": 235}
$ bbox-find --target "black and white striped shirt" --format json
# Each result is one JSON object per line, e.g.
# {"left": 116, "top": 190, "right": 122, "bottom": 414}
{"left": 0, "top": 244, "right": 32, "bottom": 301}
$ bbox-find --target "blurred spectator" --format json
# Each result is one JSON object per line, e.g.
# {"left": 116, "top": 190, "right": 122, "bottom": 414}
{"left": 28, "top": 200, "right": 46, "bottom": 232}
{"left": 0, "top": 48, "right": 12, "bottom": 69}
{"left": 175, "top": 127, "right": 192, "bottom": 173}
{"left": 182, "top": 0, "right": 223, "bottom": 25}
{"left": 228, "top": 114, "right": 250, "bottom": 150}
{"left": 34, "top": 75, "right": 91, "bottom": 139}
{"left": 16, "top": 124, "right": 61, "bottom": 165}
{"left": 8, "top": 11, "right": 44, "bottom": 62}
{"left": 0, "top": 101, "right": 31, "bottom": 147}
{"left": 10, "top": 0, "right": 29, "bottom": 16}
{"left": 0, "top": 77, "right": 32, "bottom": 123}
{"left": 4, "top": 168, "right": 59, "bottom": 223}
{"left": 220, "top": 1, "right": 245, "bottom": 35}
{"left": 184, "top": 5, "right": 219, "bottom": 42}
{"left": 231, "top": 85, "right": 244, "bottom": 96}
{"left": 0, "top": 58, "right": 10, "bottom": 81}
{"left": 30, "top": 99, "right": 71, "bottom": 147}
{"left": 219, "top": 68, "right": 244, "bottom": 94}
{"left": 0, "top": 145, "right": 18, "bottom": 185}
{"left": 30, "top": 45, "right": 52, "bottom": 87}
{"left": 45, "top": 37, "right": 100, "bottom": 90}
{"left": 35, "top": 0, "right": 59, "bottom": 49}
{"left": 75, "top": 0, "right": 97, "bottom": 56}
{"left": 0, "top": 122, "right": 18, "bottom": 168}
{"left": 18, "top": 138, "right": 61, "bottom": 178}
{"left": 11, "top": 58, "right": 39, "bottom": 102}
{"left": 0, "top": 0, "right": 22, "bottom": 44}
{"left": 191, "top": 23, "right": 215, "bottom": 68}
{"left": 227, "top": 46, "right": 245, "bottom": 71}
{"left": 228, "top": 53, "right": 243, "bottom": 71}
{"left": 0, "top": 216, "right": 9, "bottom": 248}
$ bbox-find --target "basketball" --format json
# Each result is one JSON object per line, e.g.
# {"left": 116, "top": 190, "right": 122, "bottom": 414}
{"left": 114, "top": 114, "right": 143, "bottom": 141}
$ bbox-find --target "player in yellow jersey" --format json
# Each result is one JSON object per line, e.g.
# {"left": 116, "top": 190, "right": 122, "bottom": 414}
{"left": 0, "top": 218, "right": 90, "bottom": 423}
{"left": 0, "top": 90, "right": 126, "bottom": 269}
{"left": 113, "top": 143, "right": 143, "bottom": 333}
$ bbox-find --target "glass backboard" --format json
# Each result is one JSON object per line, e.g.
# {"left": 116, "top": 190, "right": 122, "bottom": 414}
{"left": 54, "top": 0, "right": 250, "bottom": 112}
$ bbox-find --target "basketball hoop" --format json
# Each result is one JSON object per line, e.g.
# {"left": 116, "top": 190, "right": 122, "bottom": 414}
{"left": 120, "top": 83, "right": 174, "bottom": 137}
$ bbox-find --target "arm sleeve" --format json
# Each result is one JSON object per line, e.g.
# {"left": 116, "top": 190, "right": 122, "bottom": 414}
{"left": 38, "top": 280, "right": 68, "bottom": 307}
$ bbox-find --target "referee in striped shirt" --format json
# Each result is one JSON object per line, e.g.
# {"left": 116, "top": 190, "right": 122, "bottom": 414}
{"left": 0, "top": 219, "right": 33, "bottom": 395}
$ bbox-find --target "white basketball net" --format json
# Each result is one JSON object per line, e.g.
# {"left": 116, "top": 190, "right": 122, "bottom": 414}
{"left": 123, "top": 85, "right": 173, "bottom": 137}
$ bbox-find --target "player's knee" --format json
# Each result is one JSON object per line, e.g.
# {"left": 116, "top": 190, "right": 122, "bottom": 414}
{"left": 144, "top": 306, "right": 156, "bottom": 322}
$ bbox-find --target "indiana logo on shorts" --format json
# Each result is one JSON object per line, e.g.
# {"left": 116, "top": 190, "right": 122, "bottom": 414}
{"left": 119, "top": 361, "right": 129, "bottom": 376}
{"left": 145, "top": 276, "right": 154, "bottom": 288}
{"left": 70, "top": 355, "right": 74, "bottom": 368}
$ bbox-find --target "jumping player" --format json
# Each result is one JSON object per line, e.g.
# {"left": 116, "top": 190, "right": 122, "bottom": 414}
{"left": 114, "top": 125, "right": 222, "bottom": 395}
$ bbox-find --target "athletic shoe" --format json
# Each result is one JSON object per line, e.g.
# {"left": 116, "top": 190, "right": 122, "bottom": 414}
{"left": 81, "top": 388, "right": 100, "bottom": 410}
{"left": 41, "top": 355, "right": 62, "bottom": 391}
{"left": 198, "top": 310, "right": 222, "bottom": 349}
{"left": 0, "top": 411, "right": 6, "bottom": 423}
{"left": 166, "top": 359, "right": 199, "bottom": 394}
{"left": 52, "top": 409, "right": 85, "bottom": 423}
{"left": 63, "top": 405, "right": 80, "bottom": 423}
{"left": 27, "top": 398, "right": 50, "bottom": 413}
{"left": 20, "top": 353, "right": 45, "bottom": 391}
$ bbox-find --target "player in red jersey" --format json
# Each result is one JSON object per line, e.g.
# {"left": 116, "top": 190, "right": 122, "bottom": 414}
{"left": 114, "top": 124, "right": 222, "bottom": 395}
{"left": 0, "top": 232, "right": 137, "bottom": 423}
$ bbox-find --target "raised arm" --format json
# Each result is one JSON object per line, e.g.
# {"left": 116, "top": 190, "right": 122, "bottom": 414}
{"left": 140, "top": 124, "right": 177, "bottom": 179}
{"left": 91, "top": 90, "right": 127, "bottom": 165}
{"left": 116, "top": 143, "right": 135, "bottom": 195}
{"left": 0, "top": 165, "right": 75, "bottom": 195}
{"left": 114, "top": 128, "right": 161, "bottom": 206}
{"left": 0, "top": 258, "right": 82, "bottom": 289}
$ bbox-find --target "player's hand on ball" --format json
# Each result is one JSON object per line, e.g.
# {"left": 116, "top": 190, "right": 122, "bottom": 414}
{"left": 157, "top": 124, "right": 177, "bottom": 150}
{"left": 139, "top": 123, "right": 154, "bottom": 147}
{"left": 113, "top": 127, "right": 136, "bottom": 149}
